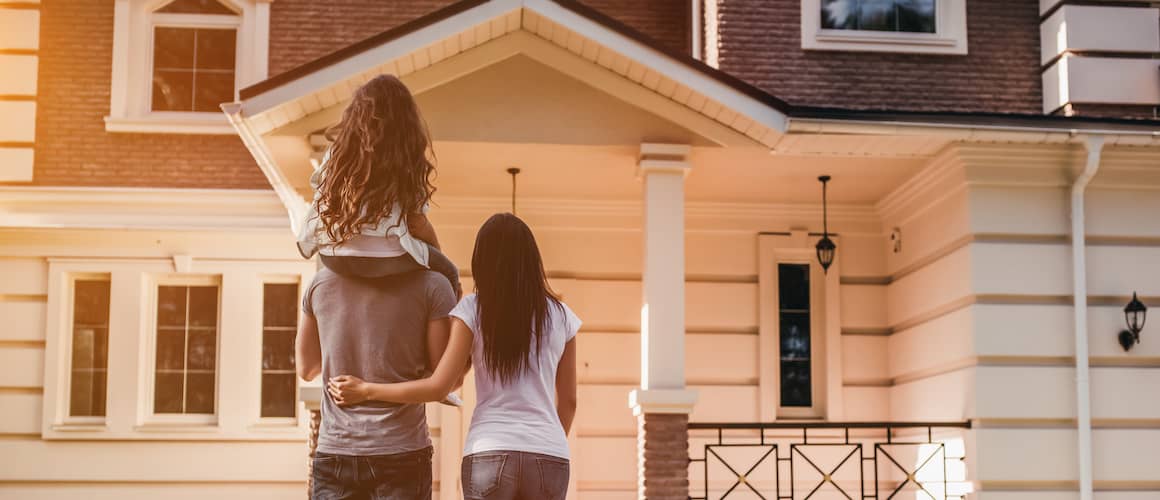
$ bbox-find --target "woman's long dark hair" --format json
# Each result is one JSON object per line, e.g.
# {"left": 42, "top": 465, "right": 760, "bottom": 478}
{"left": 471, "top": 213, "right": 561, "bottom": 385}
{"left": 317, "top": 74, "right": 436, "bottom": 244}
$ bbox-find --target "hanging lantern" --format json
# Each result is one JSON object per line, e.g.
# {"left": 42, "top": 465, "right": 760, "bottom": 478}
{"left": 1119, "top": 292, "right": 1147, "bottom": 351}
{"left": 507, "top": 167, "right": 521, "bottom": 215}
{"left": 816, "top": 175, "right": 836, "bottom": 273}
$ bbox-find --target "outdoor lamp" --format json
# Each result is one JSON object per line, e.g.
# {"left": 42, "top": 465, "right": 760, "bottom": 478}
{"left": 816, "top": 175, "right": 836, "bottom": 273}
{"left": 1119, "top": 292, "right": 1147, "bottom": 351}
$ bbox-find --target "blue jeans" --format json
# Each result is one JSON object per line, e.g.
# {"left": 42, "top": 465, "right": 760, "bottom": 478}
{"left": 461, "top": 451, "right": 570, "bottom": 500}
{"left": 311, "top": 447, "right": 433, "bottom": 500}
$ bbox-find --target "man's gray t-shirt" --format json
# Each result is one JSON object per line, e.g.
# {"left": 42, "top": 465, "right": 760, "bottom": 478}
{"left": 303, "top": 268, "right": 457, "bottom": 456}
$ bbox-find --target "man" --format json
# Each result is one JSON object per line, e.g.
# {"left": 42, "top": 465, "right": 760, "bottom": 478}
{"left": 297, "top": 267, "right": 457, "bottom": 500}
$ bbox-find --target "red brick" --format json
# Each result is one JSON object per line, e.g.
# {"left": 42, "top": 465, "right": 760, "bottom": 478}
{"left": 25, "top": 0, "right": 267, "bottom": 189}
{"left": 637, "top": 413, "right": 690, "bottom": 500}
{"left": 713, "top": 0, "right": 1043, "bottom": 114}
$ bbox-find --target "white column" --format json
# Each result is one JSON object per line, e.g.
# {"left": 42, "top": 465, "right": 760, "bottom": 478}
{"left": 629, "top": 143, "right": 698, "bottom": 410}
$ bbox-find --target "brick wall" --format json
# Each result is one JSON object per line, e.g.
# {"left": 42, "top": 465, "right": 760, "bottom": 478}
{"left": 269, "top": 0, "right": 688, "bottom": 76}
{"left": 713, "top": 0, "right": 1043, "bottom": 114}
{"left": 28, "top": 0, "right": 266, "bottom": 189}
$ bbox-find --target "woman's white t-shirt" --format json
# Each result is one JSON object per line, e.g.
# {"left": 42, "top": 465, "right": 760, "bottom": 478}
{"left": 450, "top": 294, "right": 580, "bottom": 460}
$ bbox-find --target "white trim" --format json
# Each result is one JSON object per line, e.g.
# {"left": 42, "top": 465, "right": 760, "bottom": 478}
{"left": 801, "top": 0, "right": 968, "bottom": 55}
{"left": 757, "top": 232, "right": 842, "bottom": 421}
{"left": 628, "top": 388, "right": 699, "bottom": 416}
{"left": 0, "top": 186, "right": 292, "bottom": 230}
{"left": 222, "top": 103, "right": 308, "bottom": 233}
{"left": 237, "top": 1, "right": 788, "bottom": 134}
{"left": 103, "top": 114, "right": 236, "bottom": 134}
{"left": 107, "top": 0, "right": 269, "bottom": 133}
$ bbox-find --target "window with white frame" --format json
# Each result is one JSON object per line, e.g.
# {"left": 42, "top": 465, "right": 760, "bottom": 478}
{"left": 758, "top": 233, "right": 837, "bottom": 420}
{"left": 152, "top": 280, "right": 220, "bottom": 416}
{"left": 69, "top": 277, "right": 112, "bottom": 418}
{"left": 801, "top": 0, "right": 967, "bottom": 54}
{"left": 43, "top": 257, "right": 314, "bottom": 440}
{"left": 105, "top": 0, "right": 269, "bottom": 134}
{"left": 260, "top": 281, "right": 299, "bottom": 419}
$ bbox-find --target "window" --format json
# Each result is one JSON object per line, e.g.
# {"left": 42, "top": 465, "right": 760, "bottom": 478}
{"left": 105, "top": 0, "right": 270, "bottom": 134}
{"left": 261, "top": 282, "right": 299, "bottom": 419}
{"left": 758, "top": 233, "right": 838, "bottom": 420}
{"left": 151, "top": 26, "right": 237, "bottom": 112}
{"left": 70, "top": 279, "right": 111, "bottom": 418}
{"left": 801, "top": 0, "right": 967, "bottom": 54}
{"left": 777, "top": 264, "right": 812, "bottom": 408}
{"left": 154, "top": 284, "right": 219, "bottom": 415}
{"left": 821, "top": 0, "right": 935, "bottom": 33}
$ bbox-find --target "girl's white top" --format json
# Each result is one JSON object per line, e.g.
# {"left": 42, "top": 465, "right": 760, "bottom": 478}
{"left": 450, "top": 294, "right": 580, "bottom": 460}
{"left": 295, "top": 149, "right": 430, "bottom": 265}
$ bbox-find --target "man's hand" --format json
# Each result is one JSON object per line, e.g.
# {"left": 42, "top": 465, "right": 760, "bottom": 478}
{"left": 328, "top": 375, "right": 369, "bottom": 406}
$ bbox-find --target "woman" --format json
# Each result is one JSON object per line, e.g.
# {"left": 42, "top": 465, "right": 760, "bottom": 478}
{"left": 329, "top": 213, "right": 580, "bottom": 500}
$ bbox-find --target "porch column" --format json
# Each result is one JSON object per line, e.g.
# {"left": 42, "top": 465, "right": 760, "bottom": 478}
{"left": 629, "top": 143, "right": 698, "bottom": 500}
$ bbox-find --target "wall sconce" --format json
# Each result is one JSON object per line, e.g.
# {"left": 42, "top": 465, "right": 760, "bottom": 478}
{"left": 1119, "top": 292, "right": 1147, "bottom": 351}
{"left": 507, "top": 167, "right": 521, "bottom": 215}
{"left": 815, "top": 175, "right": 836, "bottom": 273}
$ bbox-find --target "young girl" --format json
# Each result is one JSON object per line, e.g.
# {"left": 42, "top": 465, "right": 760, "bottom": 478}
{"left": 296, "top": 74, "right": 460, "bottom": 298}
{"left": 328, "top": 213, "right": 580, "bottom": 500}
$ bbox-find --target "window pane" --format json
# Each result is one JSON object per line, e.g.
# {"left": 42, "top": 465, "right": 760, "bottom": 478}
{"left": 188, "top": 286, "right": 218, "bottom": 327}
{"left": 779, "top": 313, "right": 811, "bottom": 360}
{"left": 262, "top": 374, "right": 297, "bottom": 418}
{"left": 780, "top": 360, "right": 812, "bottom": 407}
{"left": 188, "top": 329, "right": 216, "bottom": 370}
{"left": 778, "top": 264, "right": 810, "bottom": 310}
{"left": 153, "top": 27, "right": 194, "bottom": 70}
{"left": 70, "top": 280, "right": 110, "bottom": 417}
{"left": 262, "top": 284, "right": 299, "bottom": 328}
{"left": 156, "top": 329, "right": 186, "bottom": 370}
{"left": 195, "top": 29, "right": 236, "bottom": 70}
{"left": 820, "top": 0, "right": 935, "bottom": 33}
{"left": 157, "top": 286, "right": 188, "bottom": 326}
{"left": 263, "top": 331, "right": 295, "bottom": 371}
{"left": 193, "top": 71, "right": 235, "bottom": 112}
{"left": 185, "top": 373, "right": 216, "bottom": 414}
{"left": 154, "top": 373, "right": 184, "bottom": 413}
{"left": 74, "top": 281, "right": 111, "bottom": 325}
{"left": 157, "top": 0, "right": 237, "bottom": 15}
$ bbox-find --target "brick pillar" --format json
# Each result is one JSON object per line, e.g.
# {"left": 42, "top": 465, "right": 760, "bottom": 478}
{"left": 637, "top": 413, "right": 690, "bottom": 500}
{"left": 306, "top": 408, "right": 321, "bottom": 497}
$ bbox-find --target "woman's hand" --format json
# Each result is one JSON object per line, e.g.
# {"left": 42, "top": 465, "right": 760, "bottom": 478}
{"left": 328, "top": 375, "right": 369, "bottom": 406}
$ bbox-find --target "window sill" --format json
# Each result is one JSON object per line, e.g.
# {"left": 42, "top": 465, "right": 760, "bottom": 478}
{"left": 104, "top": 114, "right": 236, "bottom": 135}
{"left": 804, "top": 31, "right": 967, "bottom": 55}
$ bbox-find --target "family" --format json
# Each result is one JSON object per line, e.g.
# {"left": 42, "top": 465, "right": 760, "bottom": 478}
{"left": 294, "top": 74, "right": 580, "bottom": 500}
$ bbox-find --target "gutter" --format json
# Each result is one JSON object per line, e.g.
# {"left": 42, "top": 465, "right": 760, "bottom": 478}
{"left": 222, "top": 102, "right": 308, "bottom": 234}
{"left": 785, "top": 116, "right": 1160, "bottom": 146}
{"left": 1071, "top": 135, "right": 1104, "bottom": 500}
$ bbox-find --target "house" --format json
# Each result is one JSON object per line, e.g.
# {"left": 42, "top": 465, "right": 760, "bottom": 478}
{"left": 1, "top": 0, "right": 1159, "bottom": 499}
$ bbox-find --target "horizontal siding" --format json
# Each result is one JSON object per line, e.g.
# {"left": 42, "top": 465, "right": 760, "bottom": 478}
{"left": 0, "top": 300, "right": 45, "bottom": 341}
{"left": 0, "top": 258, "right": 47, "bottom": 295}
{"left": 578, "top": 332, "right": 757, "bottom": 385}
{"left": 0, "top": 344, "right": 43, "bottom": 388}
{"left": 976, "top": 366, "right": 1160, "bottom": 420}
{"left": 0, "top": 391, "right": 41, "bottom": 435}
{"left": 976, "top": 429, "right": 1160, "bottom": 482}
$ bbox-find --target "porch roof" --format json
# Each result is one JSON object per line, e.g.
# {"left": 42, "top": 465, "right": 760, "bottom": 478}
{"left": 232, "top": 0, "right": 791, "bottom": 147}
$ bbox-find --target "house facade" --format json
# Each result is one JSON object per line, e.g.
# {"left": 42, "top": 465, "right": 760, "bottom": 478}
{"left": 1, "top": 1, "right": 1159, "bottom": 499}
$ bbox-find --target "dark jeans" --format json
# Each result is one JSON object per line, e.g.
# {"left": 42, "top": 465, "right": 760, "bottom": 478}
{"left": 320, "top": 245, "right": 461, "bottom": 298}
{"left": 311, "top": 447, "right": 433, "bottom": 500}
{"left": 461, "top": 451, "right": 570, "bottom": 500}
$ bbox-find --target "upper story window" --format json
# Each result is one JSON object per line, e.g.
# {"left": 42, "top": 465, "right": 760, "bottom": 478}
{"left": 802, "top": 0, "right": 967, "bottom": 55}
{"left": 105, "top": 0, "right": 270, "bottom": 134}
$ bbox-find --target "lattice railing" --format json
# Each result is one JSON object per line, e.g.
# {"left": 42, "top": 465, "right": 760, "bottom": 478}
{"left": 688, "top": 421, "right": 972, "bottom": 500}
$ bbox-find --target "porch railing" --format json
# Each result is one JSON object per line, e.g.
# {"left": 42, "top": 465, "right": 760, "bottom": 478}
{"left": 687, "top": 421, "right": 972, "bottom": 500}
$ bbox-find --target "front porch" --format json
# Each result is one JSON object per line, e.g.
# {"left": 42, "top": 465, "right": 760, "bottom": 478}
{"left": 222, "top": 1, "right": 1160, "bottom": 498}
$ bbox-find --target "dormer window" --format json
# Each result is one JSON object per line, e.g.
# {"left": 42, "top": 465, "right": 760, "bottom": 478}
{"left": 802, "top": 0, "right": 967, "bottom": 54}
{"left": 105, "top": 0, "right": 269, "bottom": 134}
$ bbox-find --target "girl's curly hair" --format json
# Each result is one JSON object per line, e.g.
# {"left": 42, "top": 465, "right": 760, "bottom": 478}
{"left": 317, "top": 74, "right": 436, "bottom": 244}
